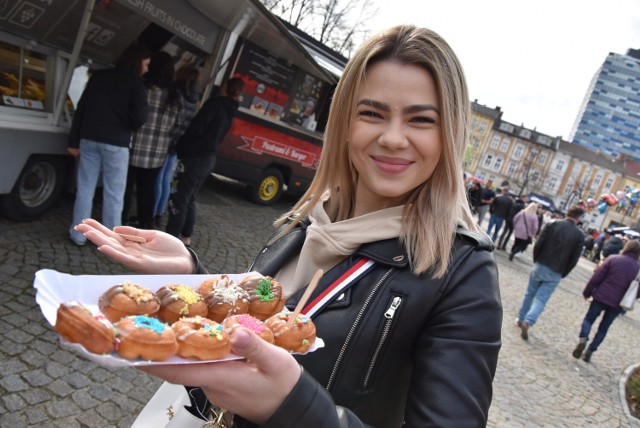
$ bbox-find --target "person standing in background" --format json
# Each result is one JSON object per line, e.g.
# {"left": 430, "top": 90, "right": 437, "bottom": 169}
{"left": 153, "top": 66, "right": 202, "bottom": 228}
{"left": 123, "top": 51, "right": 184, "bottom": 230}
{"left": 572, "top": 239, "right": 640, "bottom": 362}
{"left": 166, "top": 77, "right": 244, "bottom": 246}
{"left": 486, "top": 186, "right": 514, "bottom": 242}
{"left": 508, "top": 202, "right": 539, "bottom": 261}
{"left": 517, "top": 205, "right": 585, "bottom": 340}
{"left": 497, "top": 194, "right": 526, "bottom": 250}
{"left": 476, "top": 179, "right": 495, "bottom": 227}
{"left": 67, "top": 44, "right": 150, "bottom": 246}
{"left": 467, "top": 181, "right": 482, "bottom": 215}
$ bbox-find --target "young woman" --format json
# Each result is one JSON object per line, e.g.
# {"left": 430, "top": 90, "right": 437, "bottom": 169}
{"left": 509, "top": 202, "right": 539, "bottom": 261}
{"left": 75, "top": 25, "right": 502, "bottom": 427}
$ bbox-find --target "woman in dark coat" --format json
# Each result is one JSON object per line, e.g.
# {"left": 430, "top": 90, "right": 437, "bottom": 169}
{"left": 572, "top": 239, "right": 640, "bottom": 362}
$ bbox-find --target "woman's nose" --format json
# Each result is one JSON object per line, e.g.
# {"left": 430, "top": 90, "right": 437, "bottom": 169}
{"left": 378, "top": 120, "right": 408, "bottom": 149}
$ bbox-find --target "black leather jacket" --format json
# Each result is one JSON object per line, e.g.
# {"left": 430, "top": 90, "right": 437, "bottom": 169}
{"left": 193, "top": 223, "right": 502, "bottom": 427}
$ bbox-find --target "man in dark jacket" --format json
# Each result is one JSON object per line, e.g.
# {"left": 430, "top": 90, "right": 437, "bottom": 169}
{"left": 67, "top": 44, "right": 150, "bottom": 246}
{"left": 166, "top": 77, "right": 244, "bottom": 245}
{"left": 486, "top": 186, "right": 514, "bottom": 242}
{"left": 517, "top": 205, "right": 585, "bottom": 340}
{"left": 497, "top": 195, "right": 526, "bottom": 250}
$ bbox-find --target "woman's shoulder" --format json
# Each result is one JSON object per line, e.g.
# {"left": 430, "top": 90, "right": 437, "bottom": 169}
{"left": 455, "top": 227, "right": 494, "bottom": 251}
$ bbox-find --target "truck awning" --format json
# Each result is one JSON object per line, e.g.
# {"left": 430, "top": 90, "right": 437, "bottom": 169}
{"left": 187, "top": 0, "right": 338, "bottom": 84}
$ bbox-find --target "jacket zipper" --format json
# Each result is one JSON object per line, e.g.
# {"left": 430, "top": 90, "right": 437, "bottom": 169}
{"left": 326, "top": 268, "right": 394, "bottom": 391}
{"left": 362, "top": 295, "right": 402, "bottom": 389}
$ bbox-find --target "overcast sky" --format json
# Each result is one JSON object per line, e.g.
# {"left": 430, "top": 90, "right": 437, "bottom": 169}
{"left": 368, "top": 0, "right": 640, "bottom": 140}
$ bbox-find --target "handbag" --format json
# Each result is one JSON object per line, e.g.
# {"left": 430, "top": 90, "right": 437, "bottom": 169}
{"left": 620, "top": 269, "right": 640, "bottom": 311}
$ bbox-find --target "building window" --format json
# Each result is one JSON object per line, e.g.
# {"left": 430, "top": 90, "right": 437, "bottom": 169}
{"left": 507, "top": 161, "right": 517, "bottom": 175}
{"left": 563, "top": 183, "right": 573, "bottom": 196}
{"left": 471, "top": 135, "right": 480, "bottom": 149}
{"left": 498, "top": 122, "right": 514, "bottom": 133}
{"left": 593, "top": 173, "right": 603, "bottom": 187}
{"left": 490, "top": 135, "right": 500, "bottom": 149}
{"left": 483, "top": 154, "right": 493, "bottom": 167}
{"left": 547, "top": 176, "right": 558, "bottom": 191}
{"left": 471, "top": 118, "right": 478, "bottom": 129}
{"left": 513, "top": 144, "right": 524, "bottom": 159}
{"left": 537, "top": 152, "right": 547, "bottom": 165}
{"left": 493, "top": 157, "right": 503, "bottom": 170}
{"left": 500, "top": 139, "right": 510, "bottom": 152}
{"left": 478, "top": 121, "right": 487, "bottom": 133}
{"left": 604, "top": 177, "right": 614, "bottom": 191}
{"left": 519, "top": 129, "right": 532, "bottom": 138}
{"left": 554, "top": 160, "right": 565, "bottom": 172}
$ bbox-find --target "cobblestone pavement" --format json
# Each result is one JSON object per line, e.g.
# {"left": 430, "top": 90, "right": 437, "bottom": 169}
{"left": 1, "top": 176, "right": 639, "bottom": 427}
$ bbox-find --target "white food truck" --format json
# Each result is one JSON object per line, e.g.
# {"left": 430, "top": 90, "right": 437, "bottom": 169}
{"left": 0, "top": 0, "right": 343, "bottom": 221}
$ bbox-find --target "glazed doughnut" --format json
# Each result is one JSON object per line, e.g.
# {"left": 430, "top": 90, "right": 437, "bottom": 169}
{"left": 114, "top": 315, "right": 178, "bottom": 361}
{"left": 201, "top": 275, "right": 250, "bottom": 322}
{"left": 239, "top": 274, "right": 286, "bottom": 320}
{"left": 264, "top": 312, "right": 316, "bottom": 353}
{"left": 172, "top": 316, "right": 231, "bottom": 360}
{"left": 155, "top": 284, "right": 207, "bottom": 324}
{"left": 55, "top": 301, "right": 115, "bottom": 354}
{"left": 222, "top": 314, "right": 275, "bottom": 344}
{"left": 98, "top": 281, "right": 160, "bottom": 323}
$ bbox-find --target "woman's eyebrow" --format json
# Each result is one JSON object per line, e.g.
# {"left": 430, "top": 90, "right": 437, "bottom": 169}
{"left": 357, "top": 98, "right": 440, "bottom": 115}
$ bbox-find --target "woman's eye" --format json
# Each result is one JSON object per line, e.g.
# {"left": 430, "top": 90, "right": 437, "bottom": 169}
{"left": 411, "top": 115, "right": 436, "bottom": 124}
{"left": 358, "top": 110, "right": 382, "bottom": 119}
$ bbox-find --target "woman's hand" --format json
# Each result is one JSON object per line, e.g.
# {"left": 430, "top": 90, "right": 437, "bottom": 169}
{"left": 141, "top": 328, "right": 302, "bottom": 425}
{"left": 74, "top": 218, "right": 194, "bottom": 274}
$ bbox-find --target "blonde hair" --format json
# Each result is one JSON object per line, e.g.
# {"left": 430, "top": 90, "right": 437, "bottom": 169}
{"left": 275, "top": 25, "right": 478, "bottom": 278}
{"left": 523, "top": 202, "right": 538, "bottom": 214}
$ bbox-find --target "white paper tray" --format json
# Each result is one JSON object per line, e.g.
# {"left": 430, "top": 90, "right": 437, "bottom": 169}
{"left": 34, "top": 269, "right": 323, "bottom": 368}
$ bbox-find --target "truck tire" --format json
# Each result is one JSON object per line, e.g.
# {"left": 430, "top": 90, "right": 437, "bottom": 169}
{"left": 248, "top": 168, "right": 284, "bottom": 205}
{"left": 0, "top": 155, "right": 68, "bottom": 221}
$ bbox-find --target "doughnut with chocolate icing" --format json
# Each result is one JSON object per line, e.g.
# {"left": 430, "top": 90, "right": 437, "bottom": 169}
{"left": 172, "top": 316, "right": 231, "bottom": 360}
{"left": 222, "top": 313, "right": 275, "bottom": 344}
{"left": 98, "top": 282, "right": 160, "bottom": 323}
{"left": 55, "top": 301, "right": 115, "bottom": 354}
{"left": 155, "top": 284, "right": 207, "bottom": 324}
{"left": 201, "top": 275, "right": 250, "bottom": 322}
{"left": 264, "top": 312, "right": 316, "bottom": 353}
{"left": 239, "top": 274, "right": 286, "bottom": 320}
{"left": 114, "top": 315, "right": 178, "bottom": 361}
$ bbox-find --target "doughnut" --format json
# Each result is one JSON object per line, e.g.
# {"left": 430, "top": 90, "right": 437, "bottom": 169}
{"left": 201, "top": 275, "right": 250, "bottom": 322}
{"left": 172, "top": 316, "right": 231, "bottom": 360}
{"left": 222, "top": 314, "right": 275, "bottom": 344}
{"left": 264, "top": 312, "right": 316, "bottom": 353}
{"left": 98, "top": 281, "right": 160, "bottom": 323}
{"left": 239, "top": 274, "right": 286, "bottom": 320}
{"left": 114, "top": 315, "right": 178, "bottom": 361}
{"left": 155, "top": 284, "right": 207, "bottom": 324}
{"left": 55, "top": 301, "right": 115, "bottom": 354}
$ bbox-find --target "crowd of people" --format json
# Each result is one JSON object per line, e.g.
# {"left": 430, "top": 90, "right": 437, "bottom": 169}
{"left": 466, "top": 176, "right": 640, "bottom": 363}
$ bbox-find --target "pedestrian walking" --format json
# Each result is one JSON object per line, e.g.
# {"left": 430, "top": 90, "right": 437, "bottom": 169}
{"left": 467, "top": 180, "right": 482, "bottom": 214}
{"left": 517, "top": 205, "right": 585, "bottom": 340}
{"left": 572, "top": 239, "right": 640, "bottom": 362}
{"left": 76, "top": 24, "right": 502, "bottom": 427}
{"left": 67, "top": 44, "right": 150, "bottom": 246}
{"left": 486, "top": 186, "right": 514, "bottom": 242}
{"left": 508, "top": 202, "right": 539, "bottom": 261}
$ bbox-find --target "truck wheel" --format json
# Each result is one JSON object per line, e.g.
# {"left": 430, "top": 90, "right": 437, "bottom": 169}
{"left": 249, "top": 168, "right": 284, "bottom": 205}
{"left": 0, "top": 155, "right": 67, "bottom": 221}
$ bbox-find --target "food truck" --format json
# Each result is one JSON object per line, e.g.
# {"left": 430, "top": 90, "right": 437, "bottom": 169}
{"left": 0, "top": 0, "right": 344, "bottom": 221}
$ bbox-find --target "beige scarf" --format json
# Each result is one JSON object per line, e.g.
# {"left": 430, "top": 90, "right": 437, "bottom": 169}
{"left": 275, "top": 196, "right": 404, "bottom": 297}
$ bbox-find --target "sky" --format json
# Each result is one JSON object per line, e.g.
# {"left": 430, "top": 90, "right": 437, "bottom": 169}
{"left": 367, "top": 0, "right": 640, "bottom": 140}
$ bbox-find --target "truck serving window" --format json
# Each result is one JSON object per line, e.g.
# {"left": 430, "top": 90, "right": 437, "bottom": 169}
{"left": 0, "top": 41, "right": 47, "bottom": 111}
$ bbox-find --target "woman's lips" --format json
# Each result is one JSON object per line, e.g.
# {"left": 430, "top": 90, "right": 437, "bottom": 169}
{"left": 371, "top": 155, "right": 412, "bottom": 173}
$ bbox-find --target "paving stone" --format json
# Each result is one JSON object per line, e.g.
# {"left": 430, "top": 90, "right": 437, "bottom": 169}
{"left": 2, "top": 393, "right": 27, "bottom": 411}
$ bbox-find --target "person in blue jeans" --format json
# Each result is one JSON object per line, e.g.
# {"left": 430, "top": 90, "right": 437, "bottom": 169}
{"left": 486, "top": 186, "right": 514, "bottom": 242}
{"left": 67, "top": 44, "right": 150, "bottom": 246}
{"left": 572, "top": 239, "right": 640, "bottom": 362}
{"left": 517, "top": 205, "right": 585, "bottom": 340}
{"left": 153, "top": 67, "right": 202, "bottom": 228}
